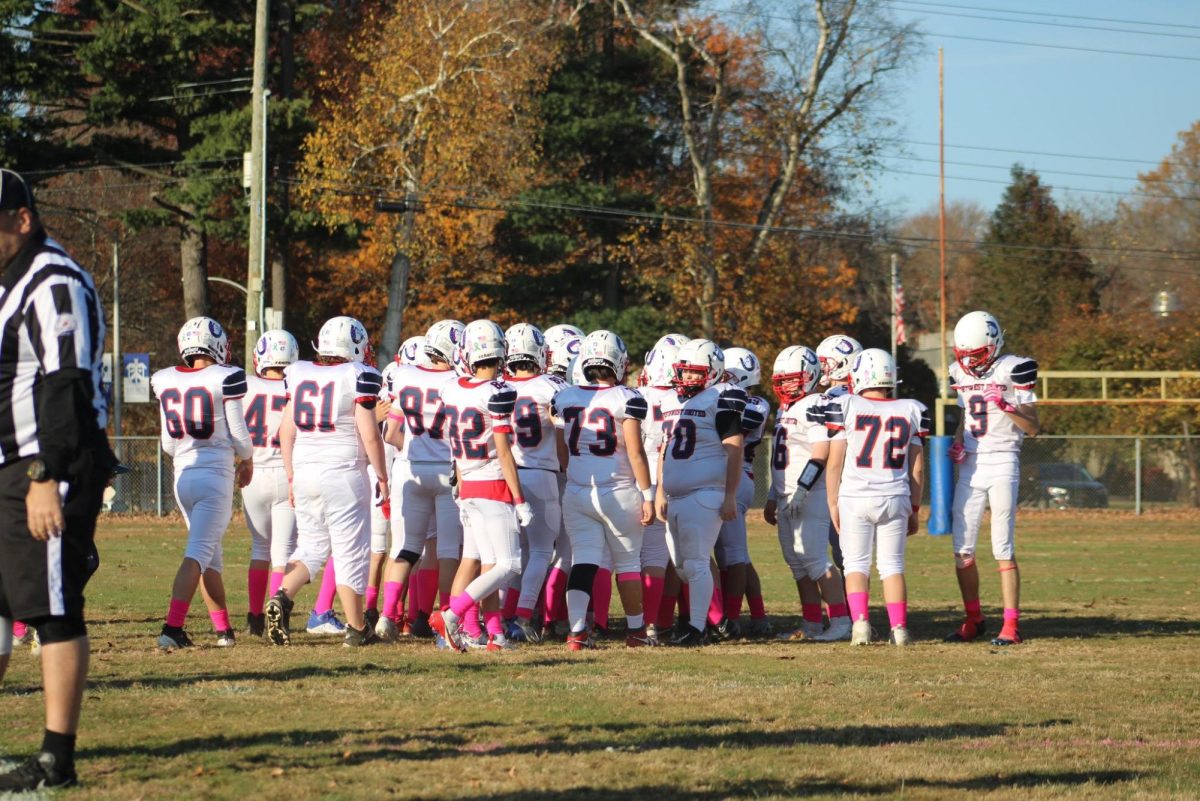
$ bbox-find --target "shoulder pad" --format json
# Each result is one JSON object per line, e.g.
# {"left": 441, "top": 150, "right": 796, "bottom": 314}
{"left": 488, "top": 386, "right": 518, "bottom": 416}
{"left": 356, "top": 368, "right": 383, "bottom": 396}
{"left": 717, "top": 386, "right": 748, "bottom": 414}
{"left": 1009, "top": 358, "right": 1038, "bottom": 388}
{"left": 222, "top": 368, "right": 248, "bottom": 399}
{"left": 624, "top": 390, "right": 649, "bottom": 421}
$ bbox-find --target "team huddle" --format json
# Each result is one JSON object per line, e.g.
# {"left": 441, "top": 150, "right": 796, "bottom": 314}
{"left": 145, "top": 310, "right": 1039, "bottom": 652}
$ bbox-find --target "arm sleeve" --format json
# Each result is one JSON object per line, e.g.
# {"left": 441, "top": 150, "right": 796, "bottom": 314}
{"left": 741, "top": 402, "right": 767, "bottom": 437}
{"left": 355, "top": 367, "right": 382, "bottom": 409}
{"left": 623, "top": 390, "right": 649, "bottom": 422}
{"left": 224, "top": 397, "right": 254, "bottom": 459}
{"left": 715, "top": 387, "right": 747, "bottom": 439}
{"left": 222, "top": 368, "right": 248, "bottom": 400}
{"left": 1010, "top": 358, "right": 1039, "bottom": 404}
{"left": 488, "top": 384, "right": 518, "bottom": 434}
{"left": 917, "top": 404, "right": 932, "bottom": 439}
{"left": 36, "top": 369, "right": 104, "bottom": 480}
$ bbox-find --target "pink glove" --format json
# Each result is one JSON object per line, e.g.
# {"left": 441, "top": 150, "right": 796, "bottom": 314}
{"left": 984, "top": 384, "right": 1015, "bottom": 412}
{"left": 948, "top": 441, "right": 966, "bottom": 463}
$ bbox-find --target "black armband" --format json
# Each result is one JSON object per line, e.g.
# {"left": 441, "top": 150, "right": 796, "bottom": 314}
{"left": 715, "top": 409, "right": 742, "bottom": 440}
{"left": 797, "top": 459, "right": 825, "bottom": 491}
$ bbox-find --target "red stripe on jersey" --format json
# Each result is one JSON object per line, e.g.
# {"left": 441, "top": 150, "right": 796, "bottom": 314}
{"left": 1013, "top": 383, "right": 1035, "bottom": 390}
{"left": 459, "top": 479, "right": 514, "bottom": 504}
{"left": 493, "top": 424, "right": 513, "bottom": 434}
{"left": 354, "top": 395, "right": 376, "bottom": 404}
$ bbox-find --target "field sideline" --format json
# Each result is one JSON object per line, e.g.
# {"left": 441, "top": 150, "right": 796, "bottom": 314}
{"left": 1, "top": 512, "right": 1198, "bottom": 800}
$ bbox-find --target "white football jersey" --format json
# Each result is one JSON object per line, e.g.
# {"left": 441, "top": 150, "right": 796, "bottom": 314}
{"left": 508, "top": 373, "right": 568, "bottom": 471}
{"left": 243, "top": 374, "right": 289, "bottom": 468}
{"left": 285, "top": 360, "right": 382, "bottom": 467}
{"left": 640, "top": 384, "right": 675, "bottom": 483}
{"left": 741, "top": 394, "right": 770, "bottom": 476}
{"left": 949, "top": 353, "right": 1038, "bottom": 458}
{"left": 553, "top": 384, "right": 648, "bottom": 489}
{"left": 438, "top": 376, "right": 518, "bottom": 482}
{"left": 770, "top": 393, "right": 830, "bottom": 496}
{"left": 659, "top": 384, "right": 748, "bottom": 497}
{"left": 825, "top": 394, "right": 930, "bottom": 498}
{"left": 151, "top": 363, "right": 251, "bottom": 472}
{"left": 388, "top": 364, "right": 458, "bottom": 464}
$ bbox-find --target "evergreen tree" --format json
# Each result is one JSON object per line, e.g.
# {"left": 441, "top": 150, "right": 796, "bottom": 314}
{"left": 974, "top": 165, "right": 1101, "bottom": 353}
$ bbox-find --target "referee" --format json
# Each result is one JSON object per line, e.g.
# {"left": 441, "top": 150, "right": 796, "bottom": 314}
{"left": 0, "top": 169, "right": 114, "bottom": 791}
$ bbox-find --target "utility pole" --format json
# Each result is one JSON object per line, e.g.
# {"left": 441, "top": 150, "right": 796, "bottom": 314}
{"left": 245, "top": 0, "right": 270, "bottom": 367}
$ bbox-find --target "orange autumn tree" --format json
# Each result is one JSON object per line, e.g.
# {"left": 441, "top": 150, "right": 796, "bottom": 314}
{"left": 298, "top": 0, "right": 570, "bottom": 358}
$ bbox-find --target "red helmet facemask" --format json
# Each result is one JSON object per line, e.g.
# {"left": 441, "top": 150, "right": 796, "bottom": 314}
{"left": 672, "top": 362, "right": 712, "bottom": 399}
{"left": 954, "top": 344, "right": 997, "bottom": 378}
{"left": 772, "top": 372, "right": 812, "bottom": 406}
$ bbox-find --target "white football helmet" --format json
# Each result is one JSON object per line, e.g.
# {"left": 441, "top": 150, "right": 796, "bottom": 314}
{"left": 253, "top": 329, "right": 299, "bottom": 375}
{"left": 569, "top": 355, "right": 586, "bottom": 386}
{"left": 317, "top": 316, "right": 370, "bottom": 363}
{"left": 178, "top": 316, "right": 230, "bottom": 366}
{"left": 642, "top": 341, "right": 682, "bottom": 388}
{"left": 544, "top": 323, "right": 584, "bottom": 366}
{"left": 505, "top": 323, "right": 547, "bottom": 372}
{"left": 380, "top": 361, "right": 400, "bottom": 397}
{"left": 462, "top": 319, "right": 507, "bottom": 371}
{"left": 771, "top": 346, "right": 820, "bottom": 405}
{"left": 578, "top": 329, "right": 629, "bottom": 382}
{"left": 849, "top": 348, "right": 898, "bottom": 393}
{"left": 954, "top": 310, "right": 1004, "bottom": 378}
{"left": 672, "top": 338, "right": 724, "bottom": 397}
{"left": 722, "top": 347, "right": 761, "bottom": 389}
{"left": 653, "top": 333, "right": 691, "bottom": 350}
{"left": 424, "top": 319, "right": 466, "bottom": 365}
{"left": 816, "top": 334, "right": 863, "bottom": 385}
{"left": 397, "top": 335, "right": 428, "bottom": 367}
{"left": 548, "top": 335, "right": 582, "bottom": 378}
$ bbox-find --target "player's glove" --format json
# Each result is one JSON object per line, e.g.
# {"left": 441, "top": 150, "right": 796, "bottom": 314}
{"left": 948, "top": 441, "right": 966, "bottom": 463}
{"left": 515, "top": 501, "right": 534, "bottom": 528}
{"left": 381, "top": 499, "right": 392, "bottom": 520}
{"left": 784, "top": 459, "right": 825, "bottom": 520}
{"left": 983, "top": 384, "right": 1015, "bottom": 412}
{"left": 785, "top": 486, "right": 810, "bottom": 520}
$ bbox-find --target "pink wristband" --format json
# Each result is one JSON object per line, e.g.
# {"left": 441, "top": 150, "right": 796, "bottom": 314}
{"left": 513, "top": 496, "right": 525, "bottom": 505}
{"left": 387, "top": 411, "right": 404, "bottom": 422}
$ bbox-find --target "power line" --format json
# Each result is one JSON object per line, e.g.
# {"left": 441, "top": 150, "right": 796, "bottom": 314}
{"left": 880, "top": 1, "right": 1200, "bottom": 32}
{"left": 864, "top": 137, "right": 1170, "bottom": 168}
{"left": 882, "top": 0, "right": 1200, "bottom": 40}
{"left": 877, "top": 167, "right": 1200, "bottom": 203}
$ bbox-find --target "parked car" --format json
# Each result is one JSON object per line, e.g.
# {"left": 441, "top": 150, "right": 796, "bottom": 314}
{"left": 1019, "top": 462, "right": 1109, "bottom": 509}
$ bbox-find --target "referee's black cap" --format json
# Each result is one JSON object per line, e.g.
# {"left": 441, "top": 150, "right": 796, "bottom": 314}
{"left": 0, "top": 168, "right": 37, "bottom": 214}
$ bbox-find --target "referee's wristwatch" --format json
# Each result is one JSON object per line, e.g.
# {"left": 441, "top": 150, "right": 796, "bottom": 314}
{"left": 26, "top": 458, "right": 49, "bottom": 482}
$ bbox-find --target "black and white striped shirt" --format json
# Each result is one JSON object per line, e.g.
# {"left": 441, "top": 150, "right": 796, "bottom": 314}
{"left": 0, "top": 230, "right": 108, "bottom": 466}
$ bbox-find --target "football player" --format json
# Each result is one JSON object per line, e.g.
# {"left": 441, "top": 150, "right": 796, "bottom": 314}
{"left": 151, "top": 317, "right": 254, "bottom": 649}
{"left": 267, "top": 316, "right": 388, "bottom": 647}
{"left": 501, "top": 323, "right": 568, "bottom": 643}
{"left": 429, "top": 320, "right": 528, "bottom": 652}
{"left": 241, "top": 330, "right": 299, "bottom": 637}
{"left": 947, "top": 311, "right": 1039, "bottom": 646}
{"left": 815, "top": 334, "right": 862, "bottom": 574}
{"left": 657, "top": 339, "right": 746, "bottom": 646}
{"left": 639, "top": 335, "right": 688, "bottom": 643}
{"left": 544, "top": 323, "right": 584, "bottom": 375}
{"left": 764, "top": 346, "right": 851, "bottom": 641}
{"left": 552, "top": 330, "right": 654, "bottom": 650}
{"left": 377, "top": 321, "right": 465, "bottom": 641}
{"left": 825, "top": 349, "right": 928, "bottom": 646}
{"left": 714, "top": 347, "right": 767, "bottom": 639}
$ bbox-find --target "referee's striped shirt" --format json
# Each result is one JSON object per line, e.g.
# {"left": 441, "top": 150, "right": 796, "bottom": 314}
{"left": 0, "top": 231, "right": 107, "bottom": 465}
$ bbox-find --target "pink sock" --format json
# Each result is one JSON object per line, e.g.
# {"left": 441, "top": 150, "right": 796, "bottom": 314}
{"left": 707, "top": 585, "right": 725, "bottom": 626}
{"left": 641, "top": 575, "right": 665, "bottom": 627}
{"left": 679, "top": 584, "right": 690, "bottom": 619}
{"left": 592, "top": 569, "right": 612, "bottom": 629}
{"left": 365, "top": 585, "right": 379, "bottom": 612}
{"left": 827, "top": 602, "right": 850, "bottom": 619}
{"left": 965, "top": 598, "right": 983, "bottom": 618}
{"left": 247, "top": 568, "right": 269, "bottom": 616}
{"left": 269, "top": 571, "right": 284, "bottom": 598}
{"left": 439, "top": 588, "right": 452, "bottom": 612}
{"left": 657, "top": 593, "right": 678, "bottom": 630}
{"left": 166, "top": 599, "right": 190, "bottom": 628}
{"left": 544, "top": 568, "right": 568, "bottom": 625}
{"left": 847, "top": 591, "right": 870, "bottom": 622}
{"left": 382, "top": 581, "right": 405, "bottom": 622}
{"left": 314, "top": 563, "right": 337, "bottom": 615}
{"left": 484, "top": 611, "right": 503, "bottom": 637}
{"left": 802, "top": 603, "right": 824, "bottom": 624}
{"left": 1003, "top": 608, "right": 1020, "bottom": 623}
{"left": 501, "top": 587, "right": 520, "bottom": 619}
{"left": 418, "top": 569, "right": 438, "bottom": 617}
{"left": 886, "top": 601, "right": 907, "bottom": 628}
{"left": 723, "top": 585, "right": 744, "bottom": 622}
{"left": 463, "top": 603, "right": 483, "bottom": 638}
{"left": 747, "top": 592, "right": 766, "bottom": 620}
{"left": 12, "top": 621, "right": 27, "bottom": 639}
{"left": 209, "top": 609, "right": 231, "bottom": 632}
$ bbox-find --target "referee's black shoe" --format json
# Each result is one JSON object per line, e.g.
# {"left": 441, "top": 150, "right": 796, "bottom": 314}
{"left": 0, "top": 752, "right": 77, "bottom": 791}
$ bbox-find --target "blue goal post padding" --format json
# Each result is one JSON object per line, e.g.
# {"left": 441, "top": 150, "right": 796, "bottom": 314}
{"left": 928, "top": 435, "right": 953, "bottom": 535}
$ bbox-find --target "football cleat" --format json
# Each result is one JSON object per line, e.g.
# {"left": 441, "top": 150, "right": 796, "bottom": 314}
{"left": 400, "top": 619, "right": 414, "bottom": 637}
{"left": 669, "top": 625, "right": 708, "bottom": 648}
{"left": 246, "top": 612, "right": 265, "bottom": 637}
{"left": 265, "top": 591, "right": 294, "bottom": 646}
{"left": 410, "top": 614, "right": 435, "bottom": 639}
{"left": 374, "top": 615, "right": 399, "bottom": 643}
{"left": 945, "top": 617, "right": 988, "bottom": 643}
{"left": 813, "top": 617, "right": 852, "bottom": 642}
{"left": 462, "top": 632, "right": 489, "bottom": 651}
{"left": 157, "top": 624, "right": 194, "bottom": 651}
{"left": 0, "top": 752, "right": 77, "bottom": 791}
{"left": 306, "top": 609, "right": 346, "bottom": 636}
{"left": 343, "top": 624, "right": 377, "bottom": 648}
{"left": 430, "top": 610, "right": 465, "bottom": 652}
{"left": 991, "top": 626, "right": 1023, "bottom": 646}
{"left": 364, "top": 607, "right": 380, "bottom": 633}
{"left": 216, "top": 629, "right": 236, "bottom": 648}
{"left": 29, "top": 629, "right": 40, "bottom": 656}
{"left": 851, "top": 619, "right": 872, "bottom": 646}
{"left": 486, "top": 633, "right": 517, "bottom": 652}
{"left": 625, "top": 627, "right": 655, "bottom": 648}
{"left": 889, "top": 626, "right": 910, "bottom": 647}
{"left": 744, "top": 618, "right": 771, "bottom": 639}
{"left": 13, "top": 624, "right": 32, "bottom": 646}
{"left": 566, "top": 631, "right": 594, "bottom": 652}
{"left": 715, "top": 618, "right": 742, "bottom": 641}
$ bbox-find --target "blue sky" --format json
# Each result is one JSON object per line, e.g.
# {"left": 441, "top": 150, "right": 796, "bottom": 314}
{"left": 863, "top": 0, "right": 1200, "bottom": 217}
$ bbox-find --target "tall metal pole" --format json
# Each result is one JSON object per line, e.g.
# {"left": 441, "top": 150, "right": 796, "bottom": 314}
{"left": 112, "top": 242, "right": 122, "bottom": 440}
{"left": 245, "top": 0, "right": 269, "bottom": 368}
{"left": 937, "top": 47, "right": 948, "bottom": 435}
{"left": 890, "top": 252, "right": 899, "bottom": 399}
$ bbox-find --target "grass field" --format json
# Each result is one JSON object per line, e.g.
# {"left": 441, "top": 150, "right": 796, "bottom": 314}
{"left": 2, "top": 511, "right": 1198, "bottom": 800}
